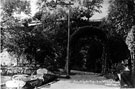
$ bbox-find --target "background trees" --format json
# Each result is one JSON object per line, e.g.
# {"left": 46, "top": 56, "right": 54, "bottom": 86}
{"left": 1, "top": 0, "right": 132, "bottom": 70}
{"left": 0, "top": 0, "right": 31, "bottom": 65}
{"left": 107, "top": 0, "right": 135, "bottom": 39}
{"left": 1, "top": 0, "right": 120, "bottom": 73}
{"left": 32, "top": 0, "right": 104, "bottom": 68}
{"left": 107, "top": 0, "right": 135, "bottom": 86}
{"left": 1, "top": 0, "right": 134, "bottom": 82}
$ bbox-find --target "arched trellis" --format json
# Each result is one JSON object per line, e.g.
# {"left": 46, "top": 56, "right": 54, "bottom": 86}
{"left": 70, "top": 26, "right": 130, "bottom": 74}
{"left": 70, "top": 26, "right": 108, "bottom": 74}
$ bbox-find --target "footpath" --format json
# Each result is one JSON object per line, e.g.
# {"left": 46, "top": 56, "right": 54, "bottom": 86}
{"left": 38, "top": 70, "right": 120, "bottom": 89}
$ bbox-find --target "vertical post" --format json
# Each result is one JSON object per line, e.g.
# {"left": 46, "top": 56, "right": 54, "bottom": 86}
{"left": 55, "top": 1, "right": 73, "bottom": 78}
{"left": 65, "top": 3, "right": 71, "bottom": 78}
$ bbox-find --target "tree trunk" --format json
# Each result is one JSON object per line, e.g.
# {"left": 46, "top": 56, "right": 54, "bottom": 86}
{"left": 128, "top": 53, "right": 132, "bottom": 73}
{"left": 87, "top": 17, "right": 90, "bottom": 22}
{"left": 129, "top": 51, "right": 135, "bottom": 87}
{"left": 132, "top": 52, "right": 135, "bottom": 87}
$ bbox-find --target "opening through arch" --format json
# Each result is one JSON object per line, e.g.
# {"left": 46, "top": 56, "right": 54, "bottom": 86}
{"left": 70, "top": 26, "right": 107, "bottom": 73}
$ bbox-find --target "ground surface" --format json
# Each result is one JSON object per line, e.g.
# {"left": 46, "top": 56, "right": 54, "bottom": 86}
{"left": 1, "top": 70, "right": 120, "bottom": 89}
{"left": 39, "top": 70, "right": 120, "bottom": 89}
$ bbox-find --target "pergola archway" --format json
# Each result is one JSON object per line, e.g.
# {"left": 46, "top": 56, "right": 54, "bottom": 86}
{"left": 70, "top": 26, "right": 108, "bottom": 73}
{"left": 69, "top": 26, "right": 130, "bottom": 74}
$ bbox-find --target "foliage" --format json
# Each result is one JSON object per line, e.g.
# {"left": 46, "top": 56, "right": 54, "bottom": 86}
{"left": 107, "top": 36, "right": 130, "bottom": 63}
{"left": 32, "top": 0, "right": 103, "bottom": 68}
{"left": 126, "top": 26, "right": 135, "bottom": 83}
{"left": 103, "top": 0, "right": 135, "bottom": 72}
{"left": 107, "top": 0, "right": 135, "bottom": 39}
{"left": 126, "top": 26, "right": 135, "bottom": 52}
{"left": 35, "top": 0, "right": 103, "bottom": 21}
{"left": 0, "top": 0, "right": 32, "bottom": 66}
{"left": 1, "top": 0, "right": 31, "bottom": 27}
{"left": 82, "top": 0, "right": 103, "bottom": 20}
{"left": 1, "top": 0, "right": 30, "bottom": 15}
{"left": 1, "top": 0, "right": 104, "bottom": 69}
{"left": 1, "top": 0, "right": 31, "bottom": 50}
{"left": 101, "top": 18, "right": 131, "bottom": 74}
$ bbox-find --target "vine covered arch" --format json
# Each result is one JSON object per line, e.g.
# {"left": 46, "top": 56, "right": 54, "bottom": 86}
{"left": 70, "top": 26, "right": 108, "bottom": 73}
{"left": 70, "top": 26, "right": 130, "bottom": 73}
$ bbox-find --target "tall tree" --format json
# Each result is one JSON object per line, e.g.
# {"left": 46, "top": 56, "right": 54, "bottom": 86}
{"left": 83, "top": 0, "right": 103, "bottom": 21}
{"left": 1, "top": 0, "right": 31, "bottom": 50}
{"left": 1, "top": 0, "right": 31, "bottom": 25}
{"left": 33, "top": 0, "right": 104, "bottom": 70}
{"left": 0, "top": 0, "right": 31, "bottom": 64}
{"left": 35, "top": 0, "right": 103, "bottom": 22}
{"left": 107, "top": 0, "right": 135, "bottom": 39}
{"left": 108, "top": 0, "right": 135, "bottom": 87}
{"left": 126, "top": 26, "right": 135, "bottom": 87}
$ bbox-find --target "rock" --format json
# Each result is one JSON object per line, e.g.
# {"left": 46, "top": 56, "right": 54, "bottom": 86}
{"left": 37, "top": 68, "right": 48, "bottom": 75}
{"left": 6, "top": 80, "right": 26, "bottom": 88}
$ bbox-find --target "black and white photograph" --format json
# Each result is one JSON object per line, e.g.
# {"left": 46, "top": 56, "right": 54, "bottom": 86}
{"left": 0, "top": 0, "right": 135, "bottom": 89}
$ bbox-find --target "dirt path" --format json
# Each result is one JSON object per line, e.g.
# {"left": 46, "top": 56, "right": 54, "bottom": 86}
{"left": 1, "top": 70, "right": 120, "bottom": 89}
{"left": 39, "top": 70, "right": 120, "bottom": 89}
{"left": 38, "top": 80, "right": 119, "bottom": 89}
